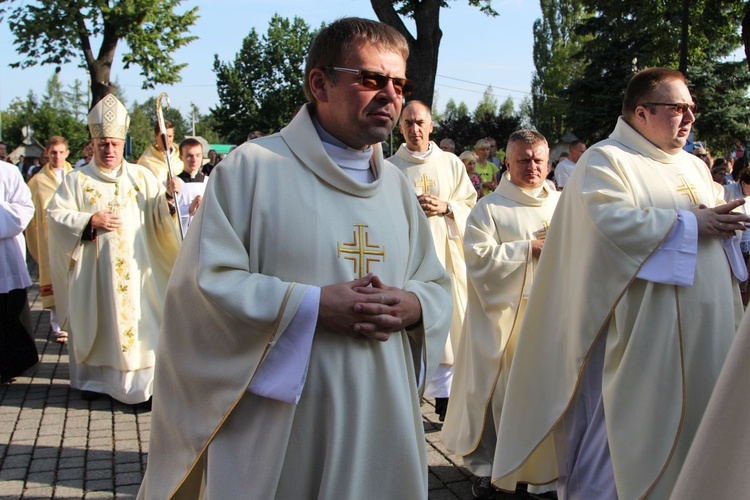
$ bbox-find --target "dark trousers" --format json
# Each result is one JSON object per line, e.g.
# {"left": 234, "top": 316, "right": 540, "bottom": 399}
{"left": 0, "top": 288, "right": 39, "bottom": 383}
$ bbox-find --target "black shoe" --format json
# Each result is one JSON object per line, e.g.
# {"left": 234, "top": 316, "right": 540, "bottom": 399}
{"left": 472, "top": 476, "right": 495, "bottom": 499}
{"left": 435, "top": 397, "right": 449, "bottom": 422}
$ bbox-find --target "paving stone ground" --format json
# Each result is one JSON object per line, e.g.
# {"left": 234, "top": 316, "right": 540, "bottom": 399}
{"left": 1, "top": 262, "right": 533, "bottom": 499}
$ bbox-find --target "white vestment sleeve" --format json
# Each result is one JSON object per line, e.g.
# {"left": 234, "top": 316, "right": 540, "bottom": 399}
{"left": 720, "top": 236, "right": 748, "bottom": 281}
{"left": 246, "top": 286, "right": 320, "bottom": 404}
{"left": 637, "top": 210, "right": 697, "bottom": 286}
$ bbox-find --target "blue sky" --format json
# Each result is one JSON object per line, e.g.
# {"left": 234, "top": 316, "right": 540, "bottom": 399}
{"left": 0, "top": 0, "right": 540, "bottom": 118}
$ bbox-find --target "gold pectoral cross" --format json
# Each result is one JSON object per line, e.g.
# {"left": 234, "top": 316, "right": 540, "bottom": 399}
{"left": 415, "top": 173, "right": 436, "bottom": 195}
{"left": 337, "top": 224, "right": 386, "bottom": 278}
{"left": 676, "top": 174, "right": 699, "bottom": 206}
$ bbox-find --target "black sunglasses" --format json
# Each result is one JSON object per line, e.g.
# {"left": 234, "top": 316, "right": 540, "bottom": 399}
{"left": 641, "top": 102, "right": 697, "bottom": 114}
{"left": 328, "top": 67, "right": 415, "bottom": 97}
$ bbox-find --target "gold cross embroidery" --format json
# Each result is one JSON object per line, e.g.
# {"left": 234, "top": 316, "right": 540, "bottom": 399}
{"left": 534, "top": 220, "right": 550, "bottom": 240}
{"left": 676, "top": 174, "right": 699, "bottom": 206}
{"left": 337, "top": 224, "right": 386, "bottom": 278}
{"left": 414, "top": 174, "right": 436, "bottom": 195}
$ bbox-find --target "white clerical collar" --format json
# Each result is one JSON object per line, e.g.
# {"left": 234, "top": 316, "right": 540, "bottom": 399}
{"left": 312, "top": 117, "right": 374, "bottom": 183}
{"left": 405, "top": 143, "right": 432, "bottom": 159}
{"left": 510, "top": 178, "right": 547, "bottom": 198}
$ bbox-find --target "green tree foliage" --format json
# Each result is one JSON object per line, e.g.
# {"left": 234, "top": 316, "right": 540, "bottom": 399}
{"left": 0, "top": 75, "right": 89, "bottom": 154}
{"left": 211, "top": 14, "right": 317, "bottom": 145}
{"left": 548, "top": 0, "right": 750, "bottom": 148}
{"left": 370, "top": 0, "right": 497, "bottom": 107}
{"left": 434, "top": 94, "right": 521, "bottom": 154}
{"left": 688, "top": 60, "right": 750, "bottom": 153}
{"left": 1, "top": 0, "right": 198, "bottom": 106}
{"left": 531, "top": 0, "right": 590, "bottom": 143}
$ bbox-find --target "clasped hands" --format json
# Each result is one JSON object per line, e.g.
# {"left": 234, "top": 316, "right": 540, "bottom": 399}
{"left": 417, "top": 193, "right": 448, "bottom": 217}
{"left": 318, "top": 274, "right": 422, "bottom": 342}
{"left": 692, "top": 198, "right": 750, "bottom": 237}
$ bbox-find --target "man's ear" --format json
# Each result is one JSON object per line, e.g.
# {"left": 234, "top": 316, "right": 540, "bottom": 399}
{"left": 635, "top": 105, "right": 648, "bottom": 124}
{"left": 309, "top": 69, "right": 330, "bottom": 103}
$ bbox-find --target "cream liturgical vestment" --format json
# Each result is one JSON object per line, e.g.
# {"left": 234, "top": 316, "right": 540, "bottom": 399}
{"left": 671, "top": 309, "right": 750, "bottom": 499}
{"left": 442, "top": 173, "right": 559, "bottom": 491}
{"left": 138, "top": 105, "right": 452, "bottom": 500}
{"left": 47, "top": 161, "right": 180, "bottom": 404}
{"left": 137, "top": 145, "right": 184, "bottom": 182}
{"left": 494, "top": 118, "right": 743, "bottom": 499}
{"left": 26, "top": 162, "right": 73, "bottom": 308}
{"left": 388, "top": 143, "right": 476, "bottom": 377}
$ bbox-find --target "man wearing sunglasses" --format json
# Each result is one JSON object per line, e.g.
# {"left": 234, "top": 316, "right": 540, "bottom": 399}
{"left": 139, "top": 17, "right": 451, "bottom": 500}
{"left": 493, "top": 67, "right": 748, "bottom": 499}
{"left": 389, "top": 100, "right": 477, "bottom": 423}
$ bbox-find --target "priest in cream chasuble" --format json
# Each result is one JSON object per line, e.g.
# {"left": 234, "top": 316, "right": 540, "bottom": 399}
{"left": 47, "top": 95, "right": 180, "bottom": 404}
{"left": 493, "top": 69, "right": 746, "bottom": 499}
{"left": 442, "top": 130, "right": 559, "bottom": 495}
{"left": 137, "top": 119, "right": 184, "bottom": 182}
{"left": 388, "top": 100, "right": 476, "bottom": 410}
{"left": 26, "top": 137, "right": 73, "bottom": 316}
{"left": 138, "top": 18, "right": 451, "bottom": 500}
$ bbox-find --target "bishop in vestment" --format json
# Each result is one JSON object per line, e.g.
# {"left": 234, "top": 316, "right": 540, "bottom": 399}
{"left": 442, "top": 130, "right": 559, "bottom": 497}
{"left": 138, "top": 18, "right": 451, "bottom": 500}
{"left": 493, "top": 68, "right": 748, "bottom": 499}
{"left": 388, "top": 100, "right": 476, "bottom": 420}
{"left": 47, "top": 95, "right": 180, "bottom": 404}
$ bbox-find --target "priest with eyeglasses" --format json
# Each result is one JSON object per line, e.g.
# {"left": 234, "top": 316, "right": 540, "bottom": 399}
{"left": 139, "top": 17, "right": 451, "bottom": 500}
{"left": 492, "top": 67, "right": 748, "bottom": 499}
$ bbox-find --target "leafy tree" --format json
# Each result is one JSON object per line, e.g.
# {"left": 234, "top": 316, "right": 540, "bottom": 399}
{"left": 434, "top": 96, "right": 521, "bottom": 154}
{"left": 689, "top": 59, "right": 750, "bottom": 153}
{"left": 1, "top": 0, "right": 198, "bottom": 106}
{"left": 0, "top": 82, "right": 88, "bottom": 155}
{"left": 370, "top": 0, "right": 497, "bottom": 107}
{"left": 553, "top": 0, "right": 750, "bottom": 146}
{"left": 65, "top": 80, "right": 89, "bottom": 122}
{"left": 531, "top": 0, "right": 590, "bottom": 143}
{"left": 474, "top": 88, "right": 498, "bottom": 123}
{"left": 211, "top": 14, "right": 317, "bottom": 145}
{"left": 188, "top": 104, "right": 223, "bottom": 144}
{"left": 434, "top": 99, "right": 479, "bottom": 153}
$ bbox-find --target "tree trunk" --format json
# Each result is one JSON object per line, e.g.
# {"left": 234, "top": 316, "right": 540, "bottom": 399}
{"left": 678, "top": 0, "right": 689, "bottom": 74}
{"left": 743, "top": 2, "right": 750, "bottom": 72}
{"left": 89, "top": 60, "right": 117, "bottom": 108}
{"left": 80, "top": 19, "right": 119, "bottom": 108}
{"left": 370, "top": 0, "right": 443, "bottom": 108}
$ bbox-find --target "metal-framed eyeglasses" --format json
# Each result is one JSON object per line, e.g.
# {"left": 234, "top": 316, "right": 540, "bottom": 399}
{"left": 328, "top": 67, "right": 415, "bottom": 97}
{"left": 641, "top": 102, "right": 697, "bottom": 114}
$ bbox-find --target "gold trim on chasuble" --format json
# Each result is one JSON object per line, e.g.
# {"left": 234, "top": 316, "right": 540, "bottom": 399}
{"left": 82, "top": 173, "right": 143, "bottom": 352}
{"left": 337, "top": 224, "right": 386, "bottom": 278}
{"left": 676, "top": 174, "right": 699, "bottom": 206}
{"left": 414, "top": 173, "right": 436, "bottom": 195}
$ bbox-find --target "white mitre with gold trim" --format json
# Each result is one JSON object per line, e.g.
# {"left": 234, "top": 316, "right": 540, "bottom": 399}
{"left": 88, "top": 94, "right": 130, "bottom": 140}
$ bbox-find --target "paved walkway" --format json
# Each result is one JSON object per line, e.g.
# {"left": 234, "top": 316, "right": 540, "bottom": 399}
{"left": 0, "top": 263, "right": 530, "bottom": 499}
